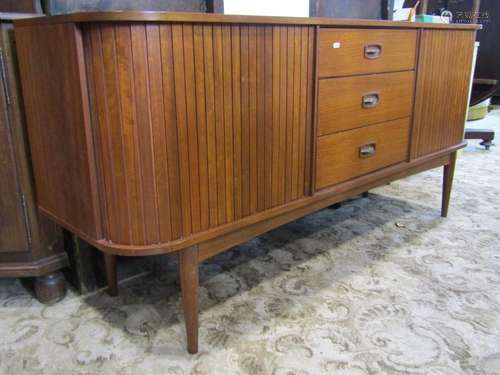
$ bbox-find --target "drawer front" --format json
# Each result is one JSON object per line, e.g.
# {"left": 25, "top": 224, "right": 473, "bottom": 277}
{"left": 316, "top": 118, "right": 410, "bottom": 189}
{"left": 318, "top": 28, "right": 417, "bottom": 78}
{"left": 318, "top": 71, "right": 415, "bottom": 136}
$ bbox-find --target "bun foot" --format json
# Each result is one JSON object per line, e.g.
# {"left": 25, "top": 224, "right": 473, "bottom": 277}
{"left": 34, "top": 271, "right": 66, "bottom": 304}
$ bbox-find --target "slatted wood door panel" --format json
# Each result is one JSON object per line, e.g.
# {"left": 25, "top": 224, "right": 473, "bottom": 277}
{"left": 83, "top": 22, "right": 315, "bottom": 246}
{"left": 411, "top": 30, "right": 476, "bottom": 159}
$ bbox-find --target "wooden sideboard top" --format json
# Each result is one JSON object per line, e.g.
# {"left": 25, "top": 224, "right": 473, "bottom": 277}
{"left": 13, "top": 10, "right": 481, "bottom": 30}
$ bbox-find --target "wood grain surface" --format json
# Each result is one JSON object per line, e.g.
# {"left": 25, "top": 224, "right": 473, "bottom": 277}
{"left": 14, "top": 17, "right": 476, "bottom": 257}
{"left": 318, "top": 71, "right": 415, "bottom": 135}
{"left": 13, "top": 11, "right": 481, "bottom": 30}
{"left": 83, "top": 22, "right": 315, "bottom": 245}
{"left": 0, "top": 18, "right": 67, "bottom": 283}
{"left": 411, "top": 29, "right": 476, "bottom": 158}
{"left": 15, "top": 23, "right": 102, "bottom": 239}
{"left": 318, "top": 28, "right": 417, "bottom": 78}
{"left": 316, "top": 118, "right": 411, "bottom": 189}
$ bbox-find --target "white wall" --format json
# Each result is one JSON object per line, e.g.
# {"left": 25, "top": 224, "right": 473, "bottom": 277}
{"left": 223, "top": 0, "right": 309, "bottom": 17}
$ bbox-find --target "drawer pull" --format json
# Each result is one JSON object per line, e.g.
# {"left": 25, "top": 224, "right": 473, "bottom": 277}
{"left": 362, "top": 93, "right": 380, "bottom": 109}
{"left": 359, "top": 143, "right": 376, "bottom": 158}
{"left": 364, "top": 44, "right": 382, "bottom": 59}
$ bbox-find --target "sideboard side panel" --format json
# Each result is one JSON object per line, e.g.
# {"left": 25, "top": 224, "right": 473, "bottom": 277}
{"left": 15, "top": 23, "right": 102, "bottom": 239}
{"left": 83, "top": 22, "right": 315, "bottom": 246}
{"left": 411, "top": 29, "right": 476, "bottom": 159}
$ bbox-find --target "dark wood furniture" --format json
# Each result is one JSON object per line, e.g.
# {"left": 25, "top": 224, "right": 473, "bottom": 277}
{"left": 310, "top": 0, "right": 394, "bottom": 19}
{"left": 43, "top": 0, "right": 220, "bottom": 15}
{"left": 14, "top": 12, "right": 479, "bottom": 352}
{"left": 467, "top": 78, "right": 495, "bottom": 152}
{"left": 0, "top": 13, "right": 67, "bottom": 304}
{"left": 464, "top": 127, "right": 495, "bottom": 150}
{"left": 0, "top": 1, "right": 42, "bottom": 14}
{"left": 462, "top": 0, "right": 496, "bottom": 149}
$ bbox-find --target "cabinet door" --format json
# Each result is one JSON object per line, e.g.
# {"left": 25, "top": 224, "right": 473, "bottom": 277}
{"left": 411, "top": 30, "right": 476, "bottom": 159}
{"left": 0, "top": 57, "right": 29, "bottom": 253}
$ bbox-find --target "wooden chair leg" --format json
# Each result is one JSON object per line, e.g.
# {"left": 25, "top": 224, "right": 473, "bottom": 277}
{"left": 179, "top": 246, "right": 199, "bottom": 354}
{"left": 103, "top": 253, "right": 118, "bottom": 296}
{"left": 441, "top": 151, "right": 457, "bottom": 218}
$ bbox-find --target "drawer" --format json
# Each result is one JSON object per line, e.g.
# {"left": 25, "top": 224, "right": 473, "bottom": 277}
{"left": 318, "top": 28, "right": 417, "bottom": 78}
{"left": 318, "top": 71, "right": 415, "bottom": 136}
{"left": 316, "top": 118, "right": 410, "bottom": 190}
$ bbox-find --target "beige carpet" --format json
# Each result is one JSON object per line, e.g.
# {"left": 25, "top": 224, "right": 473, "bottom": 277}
{"left": 1, "top": 111, "right": 499, "bottom": 374}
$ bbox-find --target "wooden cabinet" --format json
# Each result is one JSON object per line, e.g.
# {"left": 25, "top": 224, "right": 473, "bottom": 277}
{"left": 13, "top": 12, "right": 478, "bottom": 352}
{"left": 315, "top": 25, "right": 418, "bottom": 190}
{"left": 0, "top": 14, "right": 67, "bottom": 303}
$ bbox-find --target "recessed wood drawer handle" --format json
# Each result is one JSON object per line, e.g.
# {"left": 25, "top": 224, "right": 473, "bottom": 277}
{"left": 359, "top": 143, "right": 376, "bottom": 158}
{"left": 364, "top": 44, "right": 382, "bottom": 59}
{"left": 362, "top": 93, "right": 380, "bottom": 109}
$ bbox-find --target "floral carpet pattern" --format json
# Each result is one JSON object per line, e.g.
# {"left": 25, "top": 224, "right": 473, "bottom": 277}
{"left": 1, "top": 114, "right": 499, "bottom": 374}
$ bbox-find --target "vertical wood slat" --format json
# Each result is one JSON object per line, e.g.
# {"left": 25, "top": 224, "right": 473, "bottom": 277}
{"left": 411, "top": 30, "right": 475, "bottom": 158}
{"left": 182, "top": 24, "right": 202, "bottom": 233}
{"left": 116, "top": 25, "right": 146, "bottom": 244}
{"left": 248, "top": 25, "right": 258, "bottom": 215}
{"left": 291, "top": 26, "right": 302, "bottom": 201}
{"left": 193, "top": 25, "right": 210, "bottom": 231}
{"left": 264, "top": 26, "right": 273, "bottom": 210}
{"left": 285, "top": 27, "right": 295, "bottom": 203}
{"left": 213, "top": 25, "right": 227, "bottom": 225}
{"left": 271, "top": 26, "right": 281, "bottom": 207}
{"left": 95, "top": 25, "right": 129, "bottom": 243}
{"left": 86, "top": 25, "right": 113, "bottom": 240}
{"left": 146, "top": 24, "right": 172, "bottom": 242}
{"left": 231, "top": 25, "right": 242, "bottom": 220}
{"left": 240, "top": 25, "right": 250, "bottom": 218}
{"left": 118, "top": 26, "right": 140, "bottom": 242}
{"left": 278, "top": 26, "right": 288, "bottom": 206}
{"left": 160, "top": 24, "right": 182, "bottom": 240}
{"left": 84, "top": 22, "right": 314, "bottom": 246}
{"left": 131, "top": 25, "right": 159, "bottom": 244}
{"left": 222, "top": 25, "right": 234, "bottom": 223}
{"left": 171, "top": 24, "right": 192, "bottom": 236}
{"left": 297, "top": 27, "right": 308, "bottom": 197}
{"left": 304, "top": 27, "right": 315, "bottom": 196}
{"left": 256, "top": 26, "right": 266, "bottom": 213}
{"left": 202, "top": 25, "right": 219, "bottom": 228}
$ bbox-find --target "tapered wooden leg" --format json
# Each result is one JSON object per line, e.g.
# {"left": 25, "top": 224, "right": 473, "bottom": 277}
{"left": 179, "top": 246, "right": 199, "bottom": 354}
{"left": 441, "top": 152, "right": 457, "bottom": 218}
{"left": 104, "top": 253, "right": 118, "bottom": 296}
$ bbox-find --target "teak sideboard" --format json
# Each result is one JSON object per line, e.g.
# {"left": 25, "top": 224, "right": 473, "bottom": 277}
{"left": 13, "top": 12, "right": 479, "bottom": 353}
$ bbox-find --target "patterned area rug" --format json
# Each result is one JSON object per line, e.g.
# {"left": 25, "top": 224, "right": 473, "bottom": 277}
{"left": 1, "top": 112, "right": 499, "bottom": 374}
